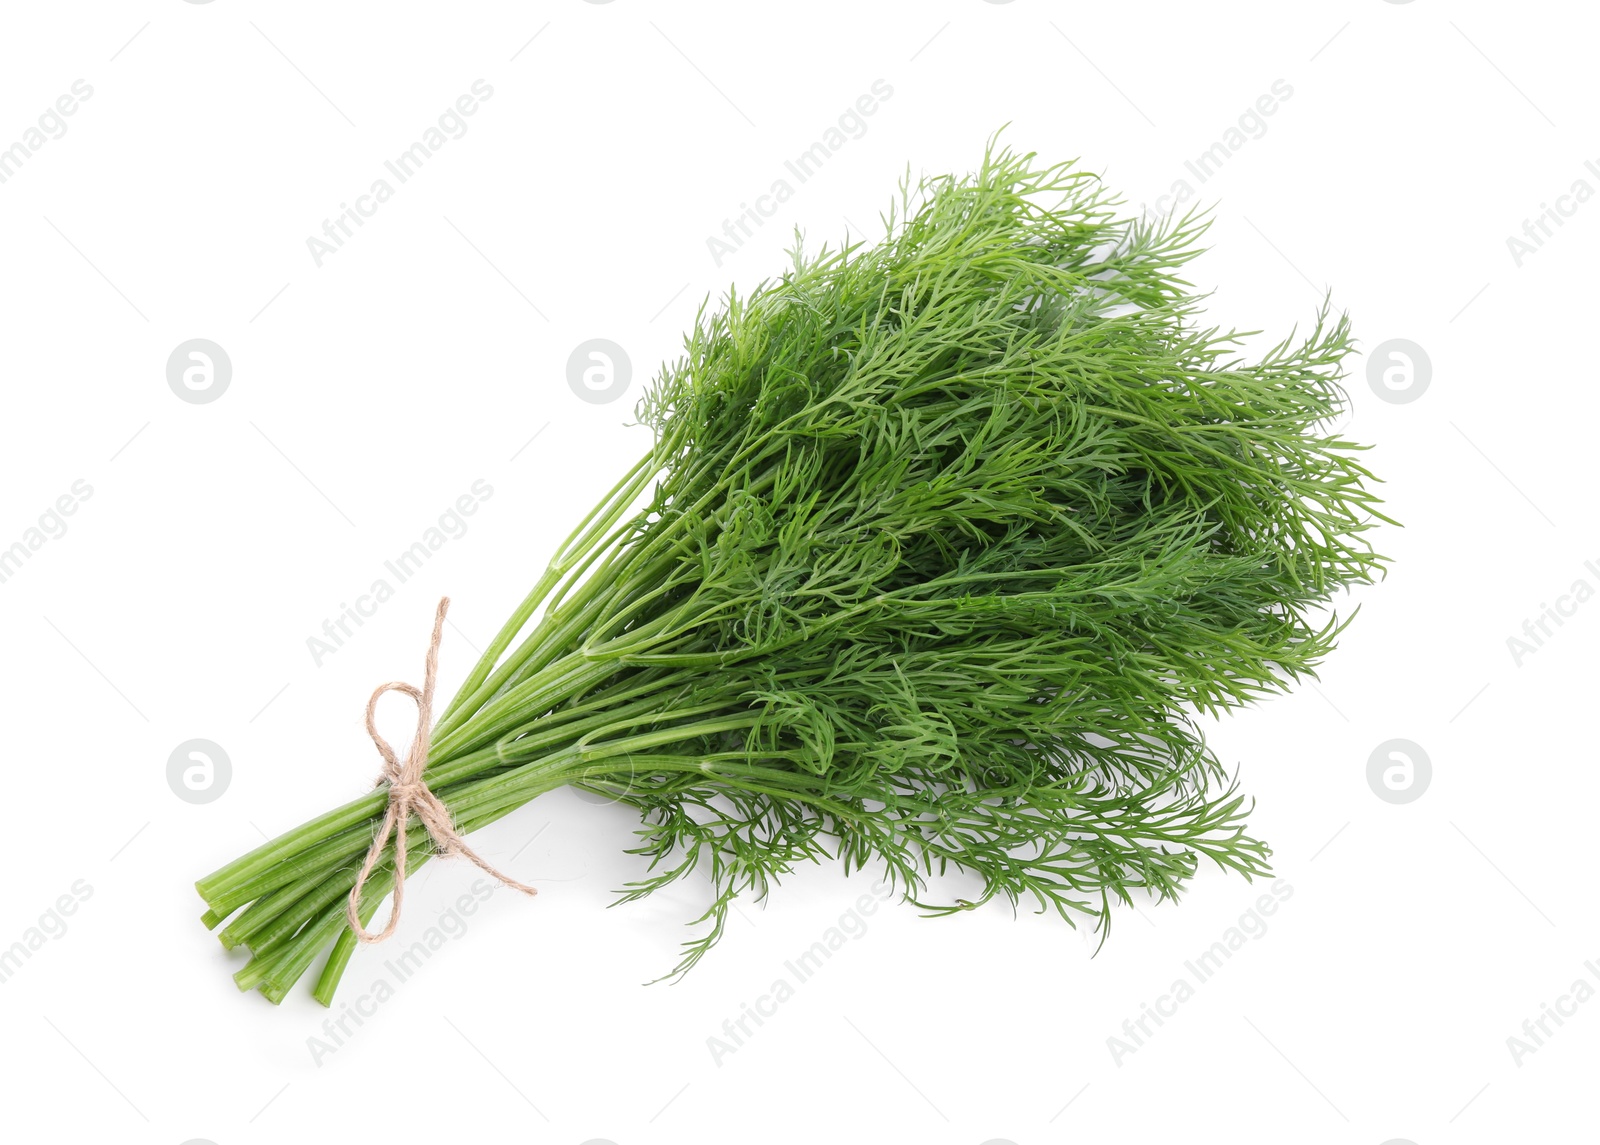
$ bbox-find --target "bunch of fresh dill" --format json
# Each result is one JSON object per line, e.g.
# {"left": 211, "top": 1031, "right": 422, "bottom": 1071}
{"left": 197, "top": 143, "right": 1386, "bottom": 1004}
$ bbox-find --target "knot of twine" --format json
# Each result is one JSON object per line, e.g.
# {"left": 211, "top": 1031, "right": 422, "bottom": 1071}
{"left": 346, "top": 597, "right": 537, "bottom": 944}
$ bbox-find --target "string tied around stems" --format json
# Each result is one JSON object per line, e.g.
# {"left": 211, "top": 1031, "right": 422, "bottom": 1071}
{"left": 346, "top": 597, "right": 537, "bottom": 943}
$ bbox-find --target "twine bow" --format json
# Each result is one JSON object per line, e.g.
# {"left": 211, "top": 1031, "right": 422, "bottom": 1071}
{"left": 346, "top": 597, "right": 537, "bottom": 943}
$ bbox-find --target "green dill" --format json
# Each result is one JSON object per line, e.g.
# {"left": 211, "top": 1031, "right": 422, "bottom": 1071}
{"left": 196, "top": 141, "right": 1388, "bottom": 1005}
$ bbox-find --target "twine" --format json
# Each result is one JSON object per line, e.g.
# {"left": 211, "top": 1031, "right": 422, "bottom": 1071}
{"left": 346, "top": 597, "right": 537, "bottom": 943}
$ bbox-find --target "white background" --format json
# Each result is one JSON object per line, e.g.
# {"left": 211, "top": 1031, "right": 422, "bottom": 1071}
{"left": 1, "top": 2, "right": 1595, "bottom": 1142}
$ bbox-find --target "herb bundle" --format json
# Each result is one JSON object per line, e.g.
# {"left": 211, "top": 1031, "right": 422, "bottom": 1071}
{"left": 197, "top": 143, "right": 1386, "bottom": 1004}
